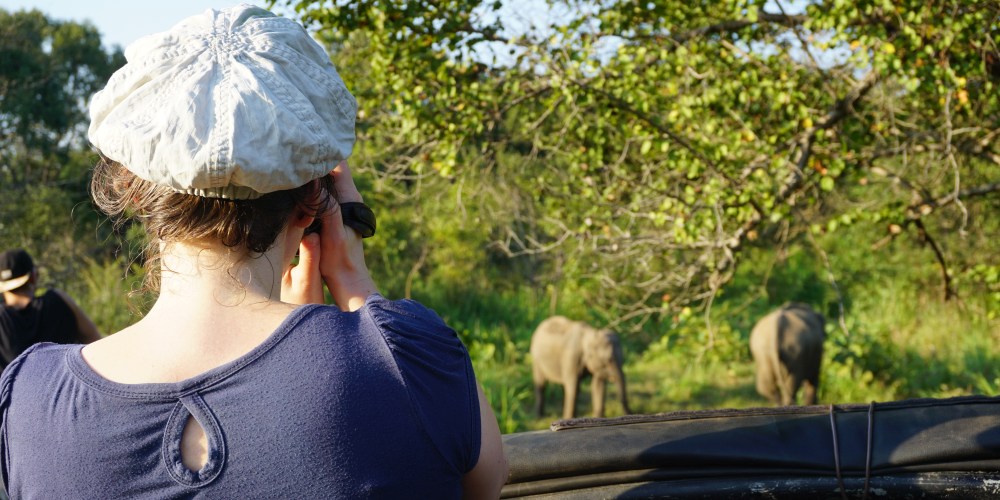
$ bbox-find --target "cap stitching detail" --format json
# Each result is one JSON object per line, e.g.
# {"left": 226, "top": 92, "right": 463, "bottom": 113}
{"left": 208, "top": 51, "right": 235, "bottom": 188}
{"left": 247, "top": 47, "right": 331, "bottom": 163}
{"left": 260, "top": 41, "right": 358, "bottom": 121}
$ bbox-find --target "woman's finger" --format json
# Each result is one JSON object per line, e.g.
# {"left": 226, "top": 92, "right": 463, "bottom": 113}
{"left": 282, "top": 233, "right": 325, "bottom": 304}
{"left": 331, "top": 161, "right": 363, "bottom": 203}
{"left": 313, "top": 161, "right": 377, "bottom": 311}
{"left": 297, "top": 232, "right": 321, "bottom": 270}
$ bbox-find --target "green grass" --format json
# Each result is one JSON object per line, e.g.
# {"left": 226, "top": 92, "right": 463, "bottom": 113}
{"left": 420, "top": 278, "right": 1000, "bottom": 434}
{"left": 75, "top": 248, "right": 999, "bottom": 435}
{"left": 820, "top": 283, "right": 1000, "bottom": 403}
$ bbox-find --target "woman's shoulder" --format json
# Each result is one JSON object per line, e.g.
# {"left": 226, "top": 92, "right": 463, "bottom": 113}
{"left": 5, "top": 342, "right": 73, "bottom": 369}
{"left": 354, "top": 294, "right": 472, "bottom": 378}
{"left": 358, "top": 294, "right": 481, "bottom": 474}
{"left": 359, "top": 294, "right": 458, "bottom": 343}
{"left": 1, "top": 343, "right": 75, "bottom": 399}
{"left": 361, "top": 293, "right": 449, "bottom": 326}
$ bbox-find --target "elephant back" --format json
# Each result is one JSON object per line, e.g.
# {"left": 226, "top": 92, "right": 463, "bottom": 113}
{"left": 774, "top": 304, "right": 824, "bottom": 377}
{"left": 777, "top": 303, "right": 825, "bottom": 347}
{"left": 530, "top": 316, "right": 585, "bottom": 371}
{"left": 781, "top": 303, "right": 825, "bottom": 334}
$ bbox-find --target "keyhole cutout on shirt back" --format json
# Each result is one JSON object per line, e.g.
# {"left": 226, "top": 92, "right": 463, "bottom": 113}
{"left": 165, "top": 395, "right": 225, "bottom": 486}
{"left": 181, "top": 415, "right": 209, "bottom": 472}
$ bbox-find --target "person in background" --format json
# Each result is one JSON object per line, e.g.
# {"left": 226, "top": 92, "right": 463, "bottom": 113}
{"left": 0, "top": 4, "right": 507, "bottom": 499}
{"left": 0, "top": 248, "right": 100, "bottom": 370}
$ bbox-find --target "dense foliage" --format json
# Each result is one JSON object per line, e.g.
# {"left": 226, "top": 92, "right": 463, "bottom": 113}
{"left": 275, "top": 0, "right": 999, "bottom": 327}
{"left": 1, "top": 3, "right": 997, "bottom": 431}
{"left": 0, "top": 9, "right": 134, "bottom": 330}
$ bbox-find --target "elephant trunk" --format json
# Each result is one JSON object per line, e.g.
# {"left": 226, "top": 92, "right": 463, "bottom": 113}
{"left": 615, "top": 364, "right": 631, "bottom": 415}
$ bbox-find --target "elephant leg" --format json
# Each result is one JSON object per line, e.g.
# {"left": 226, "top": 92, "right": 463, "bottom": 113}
{"left": 534, "top": 383, "right": 546, "bottom": 417}
{"left": 615, "top": 369, "right": 631, "bottom": 415}
{"left": 591, "top": 376, "right": 606, "bottom": 418}
{"left": 756, "top": 370, "right": 781, "bottom": 405}
{"left": 783, "top": 374, "right": 804, "bottom": 406}
{"left": 801, "top": 379, "right": 818, "bottom": 405}
{"left": 532, "top": 365, "right": 546, "bottom": 417}
{"left": 563, "top": 376, "right": 580, "bottom": 420}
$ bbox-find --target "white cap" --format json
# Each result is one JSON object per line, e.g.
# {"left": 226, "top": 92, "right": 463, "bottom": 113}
{"left": 88, "top": 4, "right": 356, "bottom": 199}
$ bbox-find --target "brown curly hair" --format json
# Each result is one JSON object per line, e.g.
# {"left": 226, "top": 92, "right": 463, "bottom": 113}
{"left": 90, "top": 156, "right": 334, "bottom": 293}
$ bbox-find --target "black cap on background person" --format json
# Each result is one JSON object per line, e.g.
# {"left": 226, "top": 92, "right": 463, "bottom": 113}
{"left": 0, "top": 249, "right": 35, "bottom": 294}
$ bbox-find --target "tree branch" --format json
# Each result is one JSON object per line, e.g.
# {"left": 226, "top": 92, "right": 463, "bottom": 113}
{"left": 897, "top": 180, "right": 1000, "bottom": 220}
{"left": 568, "top": 77, "right": 728, "bottom": 181}
{"left": 932, "top": 181, "right": 1000, "bottom": 208}
{"left": 636, "top": 12, "right": 809, "bottom": 45}
{"left": 803, "top": 220, "right": 852, "bottom": 337}
{"left": 913, "top": 219, "right": 957, "bottom": 301}
{"left": 726, "top": 72, "right": 881, "bottom": 261}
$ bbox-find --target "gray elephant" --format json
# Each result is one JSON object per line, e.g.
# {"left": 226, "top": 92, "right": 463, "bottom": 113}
{"left": 530, "top": 316, "right": 631, "bottom": 419}
{"left": 749, "top": 303, "right": 825, "bottom": 406}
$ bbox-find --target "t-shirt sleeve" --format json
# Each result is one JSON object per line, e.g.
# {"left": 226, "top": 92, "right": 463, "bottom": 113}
{"left": 362, "top": 294, "right": 482, "bottom": 475}
{"left": 0, "top": 343, "right": 40, "bottom": 491}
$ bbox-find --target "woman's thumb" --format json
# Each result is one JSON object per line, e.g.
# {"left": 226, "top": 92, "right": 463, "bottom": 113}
{"left": 297, "top": 232, "right": 321, "bottom": 267}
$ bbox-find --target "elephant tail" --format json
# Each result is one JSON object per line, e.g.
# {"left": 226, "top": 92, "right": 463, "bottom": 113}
{"left": 773, "top": 316, "right": 792, "bottom": 404}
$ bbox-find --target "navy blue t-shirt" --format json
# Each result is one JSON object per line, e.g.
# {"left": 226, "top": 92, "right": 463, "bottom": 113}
{"left": 0, "top": 294, "right": 481, "bottom": 498}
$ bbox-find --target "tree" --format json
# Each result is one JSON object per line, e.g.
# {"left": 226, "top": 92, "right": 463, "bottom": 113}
{"left": 0, "top": 8, "right": 125, "bottom": 292}
{"left": 0, "top": 8, "right": 124, "bottom": 185}
{"left": 277, "top": 0, "right": 1000, "bottom": 327}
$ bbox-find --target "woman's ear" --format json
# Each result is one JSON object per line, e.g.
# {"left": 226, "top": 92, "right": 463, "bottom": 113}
{"left": 291, "top": 210, "right": 315, "bottom": 229}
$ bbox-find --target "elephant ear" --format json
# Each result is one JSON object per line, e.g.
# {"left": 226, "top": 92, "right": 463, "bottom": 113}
{"left": 583, "top": 330, "right": 615, "bottom": 373}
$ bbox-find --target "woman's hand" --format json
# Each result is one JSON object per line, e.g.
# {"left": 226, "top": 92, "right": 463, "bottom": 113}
{"left": 315, "top": 161, "right": 378, "bottom": 311}
{"left": 281, "top": 232, "right": 326, "bottom": 305}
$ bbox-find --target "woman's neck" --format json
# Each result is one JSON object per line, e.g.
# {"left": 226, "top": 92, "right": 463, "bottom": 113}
{"left": 80, "top": 237, "right": 303, "bottom": 384}
{"left": 157, "top": 239, "right": 285, "bottom": 307}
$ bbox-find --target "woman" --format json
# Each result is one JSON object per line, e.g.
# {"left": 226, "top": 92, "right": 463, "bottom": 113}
{"left": 0, "top": 5, "right": 507, "bottom": 498}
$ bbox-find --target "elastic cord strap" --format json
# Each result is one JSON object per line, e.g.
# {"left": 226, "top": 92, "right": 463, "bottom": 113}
{"left": 863, "top": 401, "right": 876, "bottom": 500}
{"left": 340, "top": 202, "right": 377, "bottom": 238}
{"left": 829, "top": 404, "right": 848, "bottom": 500}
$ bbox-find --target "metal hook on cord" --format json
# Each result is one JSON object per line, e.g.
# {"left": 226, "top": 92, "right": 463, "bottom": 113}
{"left": 829, "top": 404, "right": 848, "bottom": 500}
{"left": 862, "top": 401, "right": 876, "bottom": 500}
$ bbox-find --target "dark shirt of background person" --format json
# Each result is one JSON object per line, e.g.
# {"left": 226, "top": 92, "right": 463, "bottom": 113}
{"left": 0, "top": 249, "right": 100, "bottom": 369}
